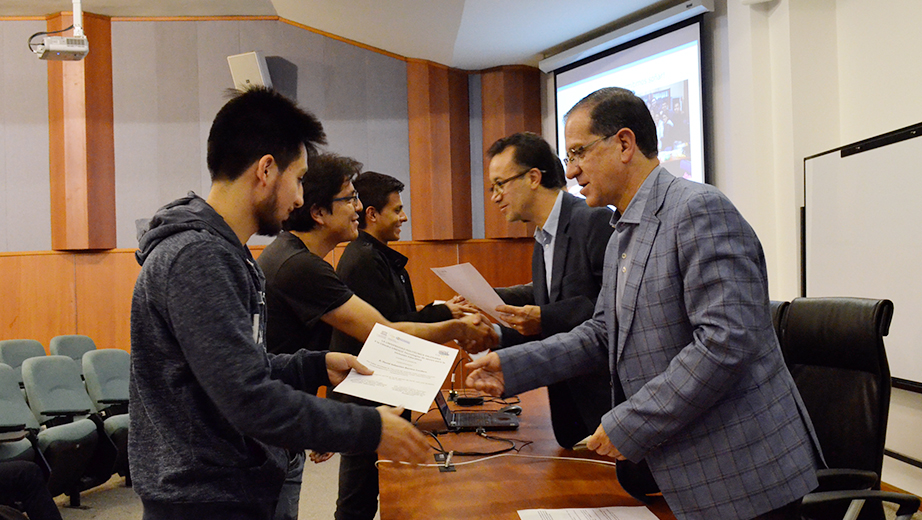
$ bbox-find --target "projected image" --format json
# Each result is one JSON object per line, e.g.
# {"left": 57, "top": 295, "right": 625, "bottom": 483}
{"left": 642, "top": 81, "right": 692, "bottom": 180}
{"left": 555, "top": 21, "right": 705, "bottom": 188}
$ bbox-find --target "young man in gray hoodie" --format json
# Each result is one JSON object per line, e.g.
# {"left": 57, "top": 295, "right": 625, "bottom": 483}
{"left": 129, "top": 87, "right": 430, "bottom": 520}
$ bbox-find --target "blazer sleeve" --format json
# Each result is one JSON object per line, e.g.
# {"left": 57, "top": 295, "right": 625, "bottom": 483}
{"left": 498, "top": 302, "right": 610, "bottom": 396}
{"left": 495, "top": 283, "right": 535, "bottom": 307}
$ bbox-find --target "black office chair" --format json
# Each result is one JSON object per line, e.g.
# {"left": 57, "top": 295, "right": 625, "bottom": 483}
{"left": 769, "top": 299, "right": 789, "bottom": 344}
{"left": 780, "top": 297, "right": 919, "bottom": 520}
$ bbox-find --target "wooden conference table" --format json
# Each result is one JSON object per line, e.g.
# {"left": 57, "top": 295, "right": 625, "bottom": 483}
{"left": 378, "top": 387, "right": 676, "bottom": 520}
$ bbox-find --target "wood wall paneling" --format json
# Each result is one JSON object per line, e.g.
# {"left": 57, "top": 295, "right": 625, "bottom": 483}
{"left": 480, "top": 66, "right": 542, "bottom": 239}
{"left": 0, "top": 239, "right": 531, "bottom": 352}
{"left": 446, "top": 67, "right": 473, "bottom": 240}
{"left": 74, "top": 250, "right": 140, "bottom": 352}
{"left": 407, "top": 60, "right": 472, "bottom": 240}
{"left": 47, "top": 12, "right": 116, "bottom": 251}
{"left": 0, "top": 253, "right": 77, "bottom": 348}
{"left": 390, "top": 241, "right": 460, "bottom": 305}
{"left": 458, "top": 239, "right": 533, "bottom": 289}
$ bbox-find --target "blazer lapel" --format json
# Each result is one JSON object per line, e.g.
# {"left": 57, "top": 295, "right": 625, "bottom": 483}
{"left": 617, "top": 169, "right": 672, "bottom": 361}
{"left": 548, "top": 194, "right": 574, "bottom": 303}
{"left": 531, "top": 241, "right": 548, "bottom": 305}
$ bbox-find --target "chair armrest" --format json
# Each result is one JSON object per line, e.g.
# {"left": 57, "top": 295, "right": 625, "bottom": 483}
{"left": 815, "top": 468, "right": 879, "bottom": 491}
{"left": 801, "top": 490, "right": 920, "bottom": 520}
{"left": 0, "top": 424, "right": 27, "bottom": 442}
{"left": 97, "top": 400, "right": 128, "bottom": 417}
{"left": 97, "top": 399, "right": 128, "bottom": 405}
{"left": 42, "top": 409, "right": 91, "bottom": 417}
{"left": 42, "top": 409, "right": 91, "bottom": 427}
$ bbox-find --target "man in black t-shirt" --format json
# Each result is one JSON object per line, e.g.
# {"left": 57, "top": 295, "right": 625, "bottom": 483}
{"left": 258, "top": 229, "right": 354, "bottom": 355}
{"left": 330, "top": 171, "right": 476, "bottom": 520}
{"left": 259, "top": 153, "right": 497, "bottom": 520}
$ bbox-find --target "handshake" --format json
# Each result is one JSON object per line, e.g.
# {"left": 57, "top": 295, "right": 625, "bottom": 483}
{"left": 444, "top": 295, "right": 542, "bottom": 354}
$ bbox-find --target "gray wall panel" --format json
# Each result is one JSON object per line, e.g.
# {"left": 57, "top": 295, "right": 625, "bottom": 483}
{"left": 113, "top": 21, "right": 205, "bottom": 248}
{"left": 320, "top": 37, "right": 372, "bottom": 154}
{"left": 5, "top": 18, "right": 410, "bottom": 251}
{"left": 468, "top": 73, "right": 484, "bottom": 239}
{"left": 0, "top": 21, "right": 51, "bottom": 252}
{"left": 362, "top": 51, "right": 411, "bottom": 239}
{"left": 195, "top": 21, "right": 246, "bottom": 201}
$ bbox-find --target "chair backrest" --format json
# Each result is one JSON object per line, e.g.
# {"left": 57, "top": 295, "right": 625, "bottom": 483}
{"left": 48, "top": 335, "right": 97, "bottom": 366}
{"left": 21, "top": 356, "right": 96, "bottom": 425}
{"left": 780, "top": 297, "right": 893, "bottom": 477}
{"left": 769, "top": 300, "right": 789, "bottom": 345}
{"left": 82, "top": 349, "right": 129, "bottom": 411}
{"left": 0, "top": 364, "right": 40, "bottom": 431}
{"left": 0, "top": 340, "right": 46, "bottom": 384}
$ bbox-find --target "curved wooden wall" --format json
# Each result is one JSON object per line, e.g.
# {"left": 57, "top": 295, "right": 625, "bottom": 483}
{"left": 0, "top": 239, "right": 531, "bottom": 353}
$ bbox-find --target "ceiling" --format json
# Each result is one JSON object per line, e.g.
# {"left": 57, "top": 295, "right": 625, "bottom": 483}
{"left": 1, "top": 0, "right": 672, "bottom": 69}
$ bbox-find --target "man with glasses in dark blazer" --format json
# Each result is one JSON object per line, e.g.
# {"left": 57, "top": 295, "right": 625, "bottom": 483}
{"left": 483, "top": 132, "right": 614, "bottom": 450}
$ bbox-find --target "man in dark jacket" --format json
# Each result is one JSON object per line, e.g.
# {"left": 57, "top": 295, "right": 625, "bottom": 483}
{"left": 329, "top": 171, "right": 473, "bottom": 520}
{"left": 485, "top": 132, "right": 614, "bottom": 449}
{"left": 129, "top": 87, "right": 429, "bottom": 520}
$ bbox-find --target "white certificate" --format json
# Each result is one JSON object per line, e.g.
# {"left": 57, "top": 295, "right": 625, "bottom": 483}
{"left": 332, "top": 323, "right": 458, "bottom": 413}
{"left": 518, "top": 506, "right": 659, "bottom": 520}
{"left": 431, "top": 262, "right": 508, "bottom": 324}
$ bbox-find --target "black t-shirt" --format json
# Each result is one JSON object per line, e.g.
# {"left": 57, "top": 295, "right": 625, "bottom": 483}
{"left": 257, "top": 231, "right": 353, "bottom": 355}
{"left": 331, "top": 231, "right": 452, "bottom": 356}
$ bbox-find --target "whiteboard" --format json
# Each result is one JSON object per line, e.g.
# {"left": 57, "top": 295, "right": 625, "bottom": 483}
{"left": 804, "top": 123, "right": 922, "bottom": 387}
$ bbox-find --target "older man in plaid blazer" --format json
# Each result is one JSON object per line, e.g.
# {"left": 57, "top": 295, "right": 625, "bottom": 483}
{"left": 466, "top": 87, "right": 822, "bottom": 520}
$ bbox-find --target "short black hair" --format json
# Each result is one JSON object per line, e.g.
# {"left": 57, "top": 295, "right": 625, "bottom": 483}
{"left": 352, "top": 171, "right": 405, "bottom": 229}
{"left": 565, "top": 87, "right": 658, "bottom": 159}
{"left": 207, "top": 86, "right": 326, "bottom": 182}
{"left": 485, "top": 132, "right": 566, "bottom": 189}
{"left": 283, "top": 153, "right": 363, "bottom": 232}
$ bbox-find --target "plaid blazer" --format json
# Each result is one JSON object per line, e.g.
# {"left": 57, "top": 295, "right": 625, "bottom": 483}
{"left": 500, "top": 167, "right": 822, "bottom": 520}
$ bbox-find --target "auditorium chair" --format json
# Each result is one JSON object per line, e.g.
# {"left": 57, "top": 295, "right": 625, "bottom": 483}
{"left": 21, "top": 356, "right": 117, "bottom": 506}
{"left": 82, "top": 349, "right": 130, "bottom": 484}
{"left": 48, "top": 335, "right": 97, "bottom": 375}
{"left": 0, "top": 340, "right": 46, "bottom": 388}
{"left": 0, "top": 363, "right": 100, "bottom": 506}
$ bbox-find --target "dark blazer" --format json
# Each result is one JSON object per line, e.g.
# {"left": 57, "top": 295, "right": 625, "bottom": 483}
{"left": 495, "top": 191, "right": 614, "bottom": 448}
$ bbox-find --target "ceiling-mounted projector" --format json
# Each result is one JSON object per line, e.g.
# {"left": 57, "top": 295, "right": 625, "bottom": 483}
{"left": 30, "top": 0, "right": 89, "bottom": 61}
{"left": 34, "top": 35, "right": 89, "bottom": 61}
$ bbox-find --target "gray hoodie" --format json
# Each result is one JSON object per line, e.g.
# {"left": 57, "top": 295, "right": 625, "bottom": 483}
{"left": 129, "top": 192, "right": 380, "bottom": 507}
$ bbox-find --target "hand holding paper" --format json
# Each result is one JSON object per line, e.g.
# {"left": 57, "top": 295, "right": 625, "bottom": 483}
{"left": 333, "top": 323, "right": 458, "bottom": 413}
{"left": 496, "top": 303, "right": 542, "bottom": 336}
{"left": 445, "top": 295, "right": 479, "bottom": 318}
{"left": 324, "top": 352, "right": 372, "bottom": 385}
{"left": 431, "top": 263, "right": 508, "bottom": 324}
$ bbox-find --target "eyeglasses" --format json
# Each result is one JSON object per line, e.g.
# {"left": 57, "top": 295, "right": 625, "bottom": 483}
{"left": 331, "top": 192, "right": 361, "bottom": 207}
{"left": 564, "top": 134, "right": 615, "bottom": 166}
{"left": 488, "top": 169, "right": 541, "bottom": 196}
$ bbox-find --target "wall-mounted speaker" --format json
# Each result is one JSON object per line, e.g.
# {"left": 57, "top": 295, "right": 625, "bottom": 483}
{"left": 227, "top": 51, "right": 273, "bottom": 91}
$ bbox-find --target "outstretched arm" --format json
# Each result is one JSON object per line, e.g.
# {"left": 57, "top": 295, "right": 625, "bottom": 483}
{"left": 323, "top": 295, "right": 497, "bottom": 350}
